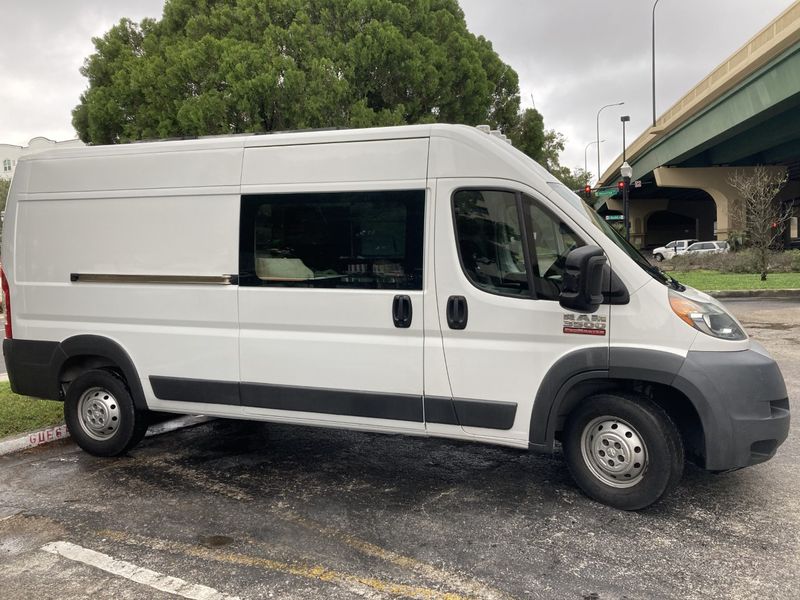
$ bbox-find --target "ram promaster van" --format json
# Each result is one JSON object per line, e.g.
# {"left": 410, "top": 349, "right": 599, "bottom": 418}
{"left": 2, "top": 125, "right": 790, "bottom": 510}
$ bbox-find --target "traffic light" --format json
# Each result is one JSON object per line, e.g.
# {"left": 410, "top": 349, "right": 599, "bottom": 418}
{"left": 584, "top": 185, "right": 592, "bottom": 199}
{"left": 617, "top": 181, "right": 625, "bottom": 192}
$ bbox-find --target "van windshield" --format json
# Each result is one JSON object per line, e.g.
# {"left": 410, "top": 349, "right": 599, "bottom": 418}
{"left": 547, "top": 182, "right": 683, "bottom": 290}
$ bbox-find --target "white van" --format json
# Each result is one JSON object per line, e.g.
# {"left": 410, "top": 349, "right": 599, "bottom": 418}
{"left": 1, "top": 125, "right": 789, "bottom": 510}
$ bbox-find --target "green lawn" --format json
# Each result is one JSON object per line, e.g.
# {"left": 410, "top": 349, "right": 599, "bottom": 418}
{"left": 672, "top": 270, "right": 800, "bottom": 291}
{"left": 0, "top": 381, "right": 64, "bottom": 438}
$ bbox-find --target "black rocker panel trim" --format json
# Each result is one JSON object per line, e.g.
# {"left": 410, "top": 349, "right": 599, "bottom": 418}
{"left": 239, "top": 382, "right": 424, "bottom": 422}
{"left": 424, "top": 396, "right": 460, "bottom": 425}
{"left": 148, "top": 377, "right": 517, "bottom": 429}
{"left": 150, "top": 376, "right": 240, "bottom": 406}
{"left": 452, "top": 398, "right": 517, "bottom": 430}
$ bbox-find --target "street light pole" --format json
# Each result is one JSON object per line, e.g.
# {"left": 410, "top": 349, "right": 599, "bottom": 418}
{"left": 621, "top": 161, "right": 633, "bottom": 242}
{"left": 621, "top": 115, "right": 630, "bottom": 163}
{"left": 652, "top": 0, "right": 662, "bottom": 127}
{"left": 596, "top": 102, "right": 624, "bottom": 187}
{"left": 584, "top": 140, "right": 604, "bottom": 181}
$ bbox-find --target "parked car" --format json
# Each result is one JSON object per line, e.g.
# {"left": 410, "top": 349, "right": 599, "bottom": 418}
{"left": 652, "top": 239, "right": 698, "bottom": 261}
{"left": 1, "top": 124, "right": 789, "bottom": 511}
{"left": 685, "top": 241, "right": 729, "bottom": 255}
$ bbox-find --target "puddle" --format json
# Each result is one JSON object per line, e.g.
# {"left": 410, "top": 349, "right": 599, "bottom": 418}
{"left": 198, "top": 534, "right": 234, "bottom": 548}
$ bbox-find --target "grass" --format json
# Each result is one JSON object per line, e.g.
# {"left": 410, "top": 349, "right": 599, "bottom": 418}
{"left": 0, "top": 381, "right": 64, "bottom": 439}
{"left": 672, "top": 270, "right": 800, "bottom": 291}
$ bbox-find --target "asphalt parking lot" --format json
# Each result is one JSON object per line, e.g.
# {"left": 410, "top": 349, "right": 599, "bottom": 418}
{"left": 0, "top": 297, "right": 798, "bottom": 600}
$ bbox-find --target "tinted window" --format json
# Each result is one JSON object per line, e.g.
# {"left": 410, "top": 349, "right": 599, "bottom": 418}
{"left": 525, "top": 200, "right": 584, "bottom": 301}
{"left": 453, "top": 190, "right": 530, "bottom": 297}
{"left": 453, "top": 190, "right": 584, "bottom": 300}
{"left": 240, "top": 191, "right": 424, "bottom": 289}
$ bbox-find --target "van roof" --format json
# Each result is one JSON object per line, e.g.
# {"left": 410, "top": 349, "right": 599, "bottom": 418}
{"left": 14, "top": 124, "right": 560, "bottom": 196}
{"left": 21, "top": 124, "right": 452, "bottom": 160}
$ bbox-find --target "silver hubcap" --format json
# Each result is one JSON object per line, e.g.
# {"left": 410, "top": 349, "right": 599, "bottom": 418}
{"left": 77, "top": 387, "right": 121, "bottom": 441}
{"left": 580, "top": 416, "right": 648, "bottom": 488}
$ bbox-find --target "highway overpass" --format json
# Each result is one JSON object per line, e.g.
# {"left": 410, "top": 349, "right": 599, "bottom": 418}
{"left": 599, "top": 1, "right": 800, "bottom": 248}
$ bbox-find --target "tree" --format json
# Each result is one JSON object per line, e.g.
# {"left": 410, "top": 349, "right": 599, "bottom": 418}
{"left": 0, "top": 177, "right": 10, "bottom": 251}
{"left": 0, "top": 178, "right": 9, "bottom": 215}
{"left": 507, "top": 110, "right": 590, "bottom": 190}
{"left": 73, "top": 0, "right": 520, "bottom": 144}
{"left": 728, "top": 166, "right": 791, "bottom": 281}
{"left": 553, "top": 167, "right": 592, "bottom": 192}
{"left": 507, "top": 108, "right": 545, "bottom": 163}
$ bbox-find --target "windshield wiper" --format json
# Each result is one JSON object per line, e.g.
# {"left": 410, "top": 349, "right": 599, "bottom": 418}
{"left": 666, "top": 273, "right": 686, "bottom": 292}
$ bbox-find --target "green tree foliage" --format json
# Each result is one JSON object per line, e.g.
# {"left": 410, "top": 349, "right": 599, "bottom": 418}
{"left": 73, "top": 0, "right": 521, "bottom": 144}
{"left": 508, "top": 109, "right": 590, "bottom": 190}
{"left": 0, "top": 178, "right": 10, "bottom": 215}
{"left": 507, "top": 108, "right": 545, "bottom": 163}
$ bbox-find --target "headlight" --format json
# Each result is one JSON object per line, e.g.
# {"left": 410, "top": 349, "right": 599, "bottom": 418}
{"left": 668, "top": 290, "right": 746, "bottom": 341}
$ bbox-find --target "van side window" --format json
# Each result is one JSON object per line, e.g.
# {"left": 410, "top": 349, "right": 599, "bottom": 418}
{"left": 453, "top": 190, "right": 530, "bottom": 298}
{"left": 524, "top": 199, "right": 584, "bottom": 301}
{"left": 240, "top": 191, "right": 424, "bottom": 290}
{"left": 453, "top": 190, "right": 585, "bottom": 301}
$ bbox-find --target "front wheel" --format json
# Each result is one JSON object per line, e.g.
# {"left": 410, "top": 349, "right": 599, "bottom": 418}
{"left": 65, "top": 369, "right": 148, "bottom": 457}
{"left": 563, "top": 393, "right": 684, "bottom": 510}
{"left": 654, "top": 253, "right": 664, "bottom": 262}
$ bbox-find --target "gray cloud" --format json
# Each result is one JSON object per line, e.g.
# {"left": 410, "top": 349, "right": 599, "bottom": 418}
{"left": 1, "top": 0, "right": 795, "bottom": 178}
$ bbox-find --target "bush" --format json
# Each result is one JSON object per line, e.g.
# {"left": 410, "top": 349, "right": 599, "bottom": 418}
{"left": 666, "top": 249, "right": 800, "bottom": 274}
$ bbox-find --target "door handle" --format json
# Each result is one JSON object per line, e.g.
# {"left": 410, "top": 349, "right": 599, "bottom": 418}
{"left": 446, "top": 296, "right": 468, "bottom": 330}
{"left": 392, "top": 295, "right": 413, "bottom": 328}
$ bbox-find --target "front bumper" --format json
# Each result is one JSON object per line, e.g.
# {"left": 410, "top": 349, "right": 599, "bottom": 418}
{"left": 674, "top": 342, "right": 790, "bottom": 471}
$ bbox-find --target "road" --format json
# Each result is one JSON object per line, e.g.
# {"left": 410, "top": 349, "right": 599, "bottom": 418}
{"left": 0, "top": 297, "right": 798, "bottom": 599}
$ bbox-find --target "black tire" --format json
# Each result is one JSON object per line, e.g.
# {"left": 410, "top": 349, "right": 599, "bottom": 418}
{"left": 654, "top": 253, "right": 664, "bottom": 262}
{"left": 64, "top": 369, "right": 148, "bottom": 457}
{"left": 563, "top": 393, "right": 684, "bottom": 511}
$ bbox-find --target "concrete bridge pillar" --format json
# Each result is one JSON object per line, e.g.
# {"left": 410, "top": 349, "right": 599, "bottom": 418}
{"left": 606, "top": 196, "right": 668, "bottom": 247}
{"left": 653, "top": 166, "right": 787, "bottom": 240}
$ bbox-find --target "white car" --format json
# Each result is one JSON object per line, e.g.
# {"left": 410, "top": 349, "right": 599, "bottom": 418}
{"left": 652, "top": 239, "right": 698, "bottom": 262}
{"left": 685, "top": 241, "right": 729, "bottom": 255}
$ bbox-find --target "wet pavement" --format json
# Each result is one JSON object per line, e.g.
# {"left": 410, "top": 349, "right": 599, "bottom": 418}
{"left": 0, "top": 298, "right": 798, "bottom": 599}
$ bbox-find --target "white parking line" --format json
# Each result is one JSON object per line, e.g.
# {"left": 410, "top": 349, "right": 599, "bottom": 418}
{"left": 41, "top": 540, "right": 239, "bottom": 600}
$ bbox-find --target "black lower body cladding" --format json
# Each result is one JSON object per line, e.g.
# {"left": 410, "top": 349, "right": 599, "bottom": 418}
{"left": 3, "top": 339, "right": 62, "bottom": 400}
{"left": 673, "top": 342, "right": 790, "bottom": 470}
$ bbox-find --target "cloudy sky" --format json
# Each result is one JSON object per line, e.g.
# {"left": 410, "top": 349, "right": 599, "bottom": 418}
{"left": 1, "top": 0, "right": 796, "bottom": 177}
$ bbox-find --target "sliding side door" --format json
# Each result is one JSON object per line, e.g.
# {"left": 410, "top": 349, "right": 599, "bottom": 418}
{"left": 237, "top": 140, "right": 429, "bottom": 433}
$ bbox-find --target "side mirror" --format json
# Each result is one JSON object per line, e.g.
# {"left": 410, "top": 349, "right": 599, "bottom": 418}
{"left": 559, "top": 245, "right": 607, "bottom": 313}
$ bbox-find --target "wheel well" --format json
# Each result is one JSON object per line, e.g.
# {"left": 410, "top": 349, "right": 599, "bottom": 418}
{"left": 58, "top": 355, "right": 125, "bottom": 399}
{"left": 554, "top": 378, "right": 706, "bottom": 466}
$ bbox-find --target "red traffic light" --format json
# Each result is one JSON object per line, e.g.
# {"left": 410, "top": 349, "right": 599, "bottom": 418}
{"left": 617, "top": 181, "right": 625, "bottom": 191}
{"left": 584, "top": 185, "right": 592, "bottom": 195}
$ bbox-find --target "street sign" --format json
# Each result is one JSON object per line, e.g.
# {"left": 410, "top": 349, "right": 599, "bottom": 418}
{"left": 604, "top": 214, "right": 624, "bottom": 222}
{"left": 596, "top": 188, "right": 618, "bottom": 198}
{"left": 634, "top": 180, "right": 642, "bottom": 188}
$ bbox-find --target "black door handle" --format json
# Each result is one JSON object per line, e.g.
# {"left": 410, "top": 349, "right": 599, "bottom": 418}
{"left": 447, "top": 296, "right": 468, "bottom": 330}
{"left": 392, "top": 295, "right": 413, "bottom": 328}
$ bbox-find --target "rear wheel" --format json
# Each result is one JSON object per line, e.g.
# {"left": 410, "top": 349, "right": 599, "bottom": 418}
{"left": 65, "top": 369, "right": 148, "bottom": 456}
{"left": 563, "top": 393, "right": 684, "bottom": 510}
